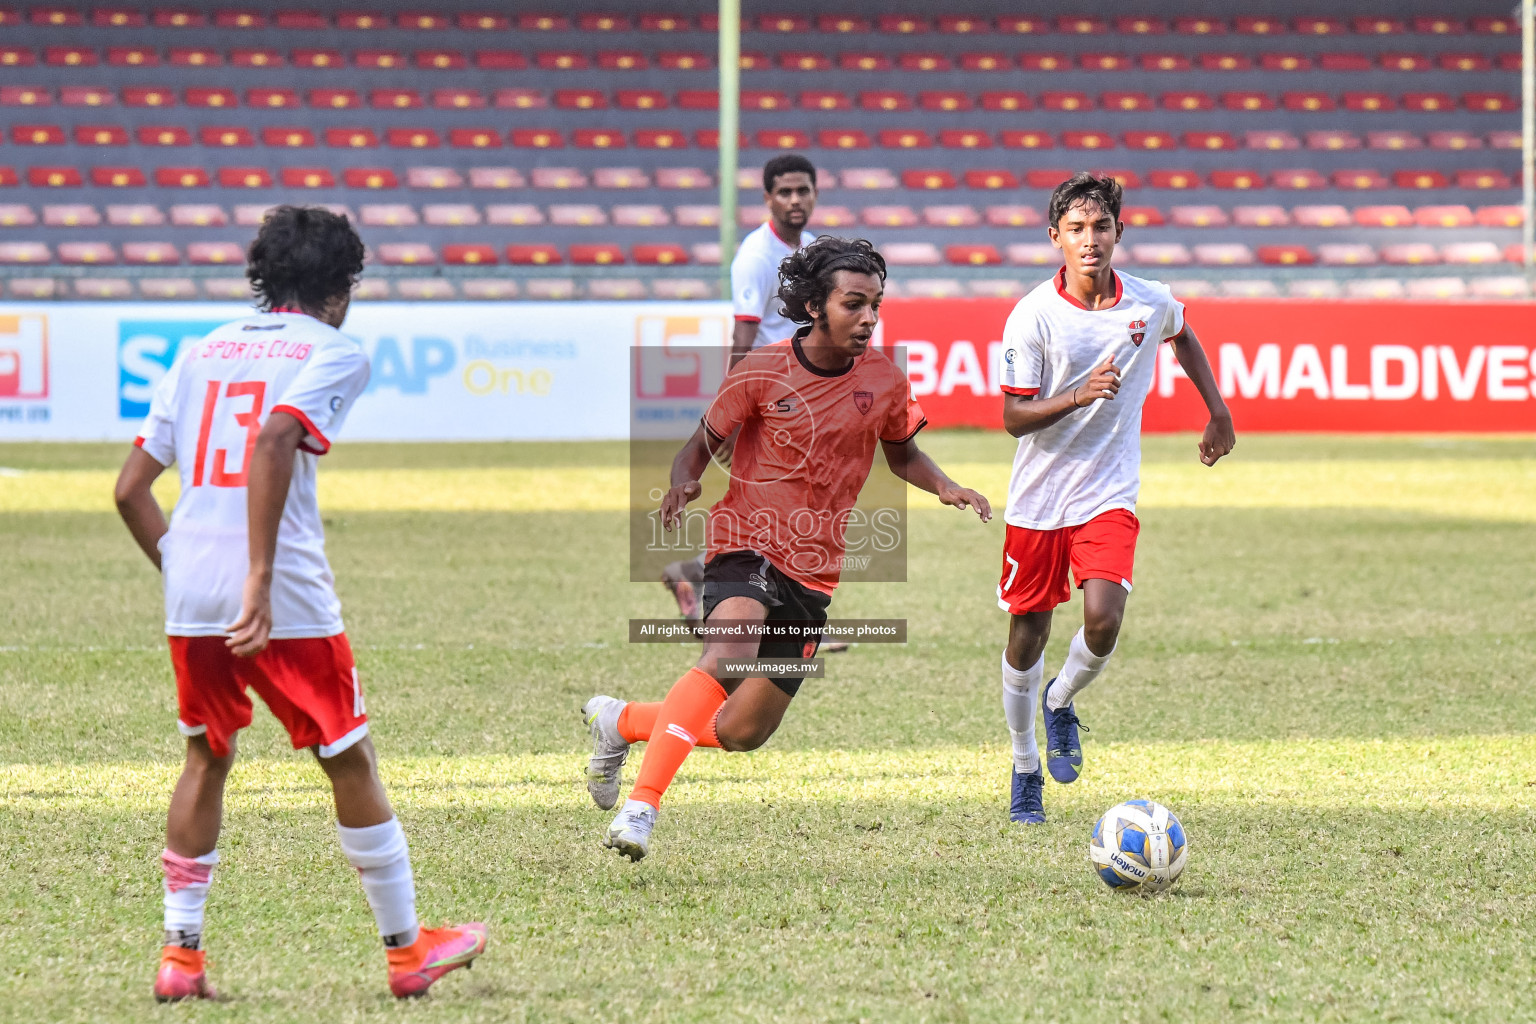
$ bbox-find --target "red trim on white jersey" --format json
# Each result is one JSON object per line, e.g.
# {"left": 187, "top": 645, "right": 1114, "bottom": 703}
{"left": 734, "top": 314, "right": 762, "bottom": 323}
{"left": 1001, "top": 385, "right": 1040, "bottom": 397}
{"left": 271, "top": 403, "right": 331, "bottom": 455}
{"left": 133, "top": 435, "right": 147, "bottom": 448}
{"left": 1162, "top": 313, "right": 1188, "bottom": 343}
{"left": 767, "top": 219, "right": 800, "bottom": 248}
{"left": 1054, "top": 265, "right": 1123, "bottom": 311}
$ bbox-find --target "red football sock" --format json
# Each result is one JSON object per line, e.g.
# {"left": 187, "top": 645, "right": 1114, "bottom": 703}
{"left": 628, "top": 668, "right": 727, "bottom": 808}
{"left": 618, "top": 700, "right": 722, "bottom": 748}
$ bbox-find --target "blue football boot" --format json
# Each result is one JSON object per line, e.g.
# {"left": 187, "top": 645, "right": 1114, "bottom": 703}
{"left": 1040, "top": 677, "right": 1088, "bottom": 784}
{"left": 1009, "top": 767, "right": 1045, "bottom": 824}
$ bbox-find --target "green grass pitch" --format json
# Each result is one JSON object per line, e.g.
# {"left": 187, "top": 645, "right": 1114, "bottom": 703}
{"left": 2, "top": 432, "right": 1534, "bottom": 1022}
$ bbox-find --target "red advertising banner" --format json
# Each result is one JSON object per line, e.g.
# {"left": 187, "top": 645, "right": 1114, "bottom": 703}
{"left": 878, "top": 298, "right": 1536, "bottom": 432}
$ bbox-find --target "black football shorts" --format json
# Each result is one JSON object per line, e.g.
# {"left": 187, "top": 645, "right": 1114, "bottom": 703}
{"left": 700, "top": 549, "right": 831, "bottom": 696}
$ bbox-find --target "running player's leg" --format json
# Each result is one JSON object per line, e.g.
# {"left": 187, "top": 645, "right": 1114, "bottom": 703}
{"left": 604, "top": 594, "right": 766, "bottom": 860}
{"left": 155, "top": 636, "right": 250, "bottom": 1002}
{"left": 254, "top": 637, "right": 485, "bottom": 997}
{"left": 997, "top": 525, "right": 1070, "bottom": 812}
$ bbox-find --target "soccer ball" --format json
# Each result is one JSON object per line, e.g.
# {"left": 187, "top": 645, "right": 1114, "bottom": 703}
{"left": 1089, "top": 799, "right": 1187, "bottom": 893}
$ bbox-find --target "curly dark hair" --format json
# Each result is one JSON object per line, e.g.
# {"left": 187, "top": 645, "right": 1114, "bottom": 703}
{"left": 776, "top": 236, "right": 887, "bottom": 325}
{"left": 246, "top": 205, "right": 366, "bottom": 312}
{"left": 762, "top": 153, "right": 816, "bottom": 193}
{"left": 1048, "top": 172, "right": 1125, "bottom": 228}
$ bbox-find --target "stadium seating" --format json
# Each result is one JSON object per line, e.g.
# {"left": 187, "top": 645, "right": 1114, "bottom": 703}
{"left": 0, "top": 4, "right": 1523, "bottom": 299}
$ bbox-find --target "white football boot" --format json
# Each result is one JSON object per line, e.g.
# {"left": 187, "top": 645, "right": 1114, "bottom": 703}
{"left": 604, "top": 799, "right": 658, "bottom": 861}
{"left": 582, "top": 695, "right": 630, "bottom": 810}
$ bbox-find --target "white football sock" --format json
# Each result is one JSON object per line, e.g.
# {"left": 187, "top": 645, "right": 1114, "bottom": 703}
{"left": 337, "top": 817, "right": 419, "bottom": 948}
{"left": 162, "top": 848, "right": 219, "bottom": 948}
{"left": 1046, "top": 627, "right": 1114, "bottom": 711}
{"left": 1001, "top": 652, "right": 1044, "bottom": 774}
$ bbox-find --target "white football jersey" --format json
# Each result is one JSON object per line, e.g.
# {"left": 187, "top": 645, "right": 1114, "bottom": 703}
{"left": 135, "top": 310, "right": 370, "bottom": 638}
{"left": 998, "top": 268, "right": 1185, "bottom": 530}
{"left": 732, "top": 220, "right": 816, "bottom": 349}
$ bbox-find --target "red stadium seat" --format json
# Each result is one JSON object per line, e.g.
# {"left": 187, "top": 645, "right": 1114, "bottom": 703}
{"left": 1456, "top": 169, "right": 1512, "bottom": 189}
{"left": 839, "top": 168, "right": 899, "bottom": 189}
{"left": 1103, "top": 92, "right": 1154, "bottom": 112}
{"left": 1344, "top": 92, "right": 1396, "bottom": 112}
{"left": 1464, "top": 92, "right": 1518, "bottom": 113}
{"left": 1201, "top": 53, "right": 1253, "bottom": 71}
{"left": 1118, "top": 16, "right": 1167, "bottom": 33}
{"left": 1233, "top": 17, "right": 1286, "bottom": 34}
{"left": 879, "top": 129, "right": 934, "bottom": 149}
{"left": 676, "top": 90, "right": 717, "bottom": 110}
{"left": 1141, "top": 53, "right": 1192, "bottom": 71}
{"left": 1393, "top": 170, "right": 1449, "bottom": 189}
{"left": 580, "top": 13, "right": 632, "bottom": 31}
{"left": 1223, "top": 91, "right": 1275, "bottom": 111}
{"left": 1057, "top": 15, "right": 1106, "bottom": 34}
{"left": 0, "top": 47, "right": 36, "bottom": 67}
{"left": 353, "top": 50, "right": 403, "bottom": 69}
{"left": 902, "top": 169, "right": 958, "bottom": 190}
{"left": 511, "top": 129, "right": 564, "bottom": 149}
{"left": 310, "top": 89, "right": 363, "bottom": 110}
{"left": 1042, "top": 92, "right": 1092, "bottom": 111}
{"left": 450, "top": 128, "right": 503, "bottom": 150}
{"left": 1162, "top": 91, "right": 1214, "bottom": 111}
{"left": 109, "top": 46, "right": 160, "bottom": 67}
{"left": 360, "top": 204, "right": 418, "bottom": 227}
{"left": 741, "top": 90, "right": 791, "bottom": 111}
{"left": 1282, "top": 92, "right": 1334, "bottom": 111}
{"left": 371, "top": 90, "right": 423, "bottom": 110}
{"left": 1184, "top": 131, "right": 1238, "bottom": 150}
{"left": 1171, "top": 205, "right": 1228, "bottom": 227}
{"left": 756, "top": 129, "right": 809, "bottom": 149}
{"left": 779, "top": 51, "right": 830, "bottom": 72}
{"left": 633, "top": 244, "right": 690, "bottom": 266}
{"left": 839, "top": 52, "right": 893, "bottom": 72}
{"left": 1263, "top": 53, "right": 1313, "bottom": 71}
{"left": 536, "top": 50, "right": 588, "bottom": 70}
{"left": 1081, "top": 53, "right": 1132, "bottom": 71}
{"left": 1092, "top": 167, "right": 1141, "bottom": 188}
{"left": 281, "top": 168, "right": 335, "bottom": 189}
{"left": 1427, "top": 131, "right": 1482, "bottom": 151}
{"left": 1147, "top": 169, "right": 1202, "bottom": 189}
{"left": 1124, "top": 131, "right": 1177, "bottom": 151}
{"left": 555, "top": 89, "right": 606, "bottom": 110}
{"left": 597, "top": 51, "right": 648, "bottom": 71}
{"left": 47, "top": 46, "right": 100, "bottom": 67}
{"left": 635, "top": 130, "right": 688, "bottom": 150}
{"left": 405, "top": 167, "right": 462, "bottom": 188}
{"left": 263, "top": 127, "right": 316, "bottom": 148}
{"left": 1062, "top": 131, "right": 1115, "bottom": 150}
{"left": 1193, "top": 244, "right": 1254, "bottom": 266}
{"left": 980, "top": 91, "right": 1032, "bottom": 111}
{"left": 344, "top": 168, "right": 399, "bottom": 189}
{"left": 1175, "top": 17, "right": 1224, "bottom": 34}
{"left": 1271, "top": 169, "right": 1327, "bottom": 189}
{"left": 940, "top": 130, "right": 992, "bottom": 150}
{"left": 1354, "top": 205, "right": 1413, "bottom": 227}
{"left": 444, "top": 245, "right": 499, "bottom": 266}
{"left": 1441, "top": 242, "right": 1503, "bottom": 265}
{"left": 965, "top": 169, "right": 1020, "bottom": 190}
{"left": 657, "top": 50, "right": 710, "bottom": 71}
{"left": 1381, "top": 52, "right": 1430, "bottom": 71}
{"left": 638, "top": 14, "right": 689, "bottom": 31}
{"left": 1488, "top": 131, "right": 1521, "bottom": 149}
{"left": 124, "top": 242, "right": 181, "bottom": 265}
{"left": 94, "top": 6, "right": 144, "bottom": 26}
{"left": 1380, "top": 243, "right": 1439, "bottom": 265}
{"left": 170, "top": 205, "right": 226, "bottom": 227}
{"left": 1257, "top": 246, "right": 1315, "bottom": 266}
{"left": 0, "top": 204, "right": 36, "bottom": 226}
{"left": 325, "top": 128, "right": 379, "bottom": 149}
{"left": 1367, "top": 131, "right": 1421, "bottom": 151}
{"left": 921, "top": 91, "right": 972, "bottom": 112}
{"left": 923, "top": 205, "right": 980, "bottom": 227}
{"left": 388, "top": 128, "right": 442, "bottom": 149}
{"left": 570, "top": 244, "right": 625, "bottom": 266}
{"left": 1355, "top": 17, "right": 1405, "bottom": 34}
{"left": 531, "top": 167, "right": 588, "bottom": 188}
{"left": 1245, "top": 131, "right": 1300, "bottom": 150}
{"left": 248, "top": 88, "right": 300, "bottom": 110}
{"left": 985, "top": 205, "right": 1043, "bottom": 227}
{"left": 1233, "top": 205, "right": 1291, "bottom": 227}
{"left": 1292, "top": 205, "right": 1350, "bottom": 227}
{"left": 135, "top": 125, "right": 189, "bottom": 147}
{"left": 423, "top": 204, "right": 482, "bottom": 226}
{"left": 1333, "top": 170, "right": 1390, "bottom": 190}
{"left": 1294, "top": 17, "right": 1345, "bottom": 35}
{"left": 1415, "top": 17, "right": 1464, "bottom": 34}
{"left": 57, "top": 241, "right": 116, "bottom": 264}
{"left": 759, "top": 14, "right": 810, "bottom": 32}
{"left": 1322, "top": 53, "right": 1373, "bottom": 71}
{"left": 275, "top": 10, "right": 325, "bottom": 29}
{"left": 818, "top": 130, "right": 872, "bottom": 150}
{"left": 593, "top": 167, "right": 651, "bottom": 188}
{"left": 201, "top": 126, "right": 255, "bottom": 148}
{"left": 1129, "top": 244, "right": 1192, "bottom": 266}
{"left": 1022, "top": 52, "right": 1072, "bottom": 71}
{"left": 819, "top": 14, "right": 869, "bottom": 32}
{"left": 947, "top": 245, "right": 1003, "bottom": 266}
{"left": 1414, "top": 205, "right": 1474, "bottom": 228}
{"left": 154, "top": 167, "right": 209, "bottom": 188}
{"left": 881, "top": 243, "right": 943, "bottom": 266}
{"left": 1401, "top": 93, "right": 1454, "bottom": 112}
{"left": 860, "top": 91, "right": 913, "bottom": 112}
{"left": 1474, "top": 18, "right": 1519, "bottom": 36}
{"left": 1209, "top": 170, "right": 1264, "bottom": 189}
{"left": 293, "top": 49, "right": 343, "bottom": 69}
{"left": 1497, "top": 53, "right": 1523, "bottom": 71}
{"left": 1306, "top": 131, "right": 1362, "bottom": 150}
{"left": 484, "top": 203, "right": 543, "bottom": 226}
{"left": 43, "top": 204, "right": 100, "bottom": 226}
{"left": 613, "top": 204, "right": 668, "bottom": 226}
{"left": 214, "top": 167, "right": 269, "bottom": 188}
{"left": 435, "top": 88, "right": 487, "bottom": 110}
{"left": 1475, "top": 205, "right": 1522, "bottom": 227}
{"left": 1024, "top": 169, "right": 1074, "bottom": 189}
{"left": 860, "top": 205, "right": 917, "bottom": 228}
{"left": 61, "top": 86, "right": 113, "bottom": 107}
{"left": 806, "top": 205, "right": 852, "bottom": 228}
{"left": 960, "top": 52, "right": 1012, "bottom": 71}
{"left": 12, "top": 124, "right": 65, "bottom": 146}
{"left": 800, "top": 90, "right": 852, "bottom": 111}
{"left": 416, "top": 49, "right": 469, "bottom": 70}
{"left": 0, "top": 241, "right": 52, "bottom": 264}
{"left": 1007, "top": 243, "right": 1059, "bottom": 266}
{"left": 574, "top": 129, "right": 626, "bottom": 150}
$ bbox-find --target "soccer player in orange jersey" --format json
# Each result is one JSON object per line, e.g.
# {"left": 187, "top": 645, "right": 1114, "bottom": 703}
{"left": 113, "top": 207, "right": 486, "bottom": 1001}
{"left": 583, "top": 237, "right": 993, "bottom": 860}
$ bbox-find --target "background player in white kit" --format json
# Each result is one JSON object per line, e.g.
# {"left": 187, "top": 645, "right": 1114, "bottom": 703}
{"left": 993, "top": 174, "right": 1235, "bottom": 825}
{"left": 112, "top": 206, "right": 486, "bottom": 1001}
{"left": 660, "top": 154, "right": 820, "bottom": 624}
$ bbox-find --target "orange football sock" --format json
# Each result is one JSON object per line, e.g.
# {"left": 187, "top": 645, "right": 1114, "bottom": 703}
{"left": 618, "top": 700, "right": 722, "bottom": 748}
{"left": 628, "top": 668, "right": 727, "bottom": 808}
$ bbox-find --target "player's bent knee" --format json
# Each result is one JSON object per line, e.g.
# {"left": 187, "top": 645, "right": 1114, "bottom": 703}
{"left": 717, "top": 723, "right": 773, "bottom": 752}
{"left": 1084, "top": 615, "right": 1123, "bottom": 654}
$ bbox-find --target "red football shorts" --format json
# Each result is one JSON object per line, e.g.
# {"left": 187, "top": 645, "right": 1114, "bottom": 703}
{"left": 168, "top": 634, "right": 368, "bottom": 759}
{"left": 996, "top": 508, "right": 1140, "bottom": 615}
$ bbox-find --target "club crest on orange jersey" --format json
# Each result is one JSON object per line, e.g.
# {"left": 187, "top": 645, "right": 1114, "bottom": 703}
{"left": 1128, "top": 319, "right": 1147, "bottom": 346}
{"left": 853, "top": 389, "right": 873, "bottom": 414}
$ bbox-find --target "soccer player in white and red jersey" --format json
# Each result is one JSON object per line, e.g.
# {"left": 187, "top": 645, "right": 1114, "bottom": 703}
{"left": 112, "top": 207, "right": 486, "bottom": 1001}
{"left": 583, "top": 238, "right": 992, "bottom": 860}
{"left": 994, "top": 174, "right": 1235, "bottom": 825}
{"left": 661, "top": 154, "right": 821, "bottom": 624}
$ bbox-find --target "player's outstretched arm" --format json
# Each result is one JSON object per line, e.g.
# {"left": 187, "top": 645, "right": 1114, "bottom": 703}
{"left": 660, "top": 424, "right": 730, "bottom": 532}
{"left": 227, "top": 411, "right": 306, "bottom": 658}
{"left": 113, "top": 447, "right": 169, "bottom": 570}
{"left": 1169, "top": 324, "right": 1235, "bottom": 466}
{"left": 881, "top": 438, "right": 992, "bottom": 522}
{"left": 1002, "top": 357, "right": 1121, "bottom": 438}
